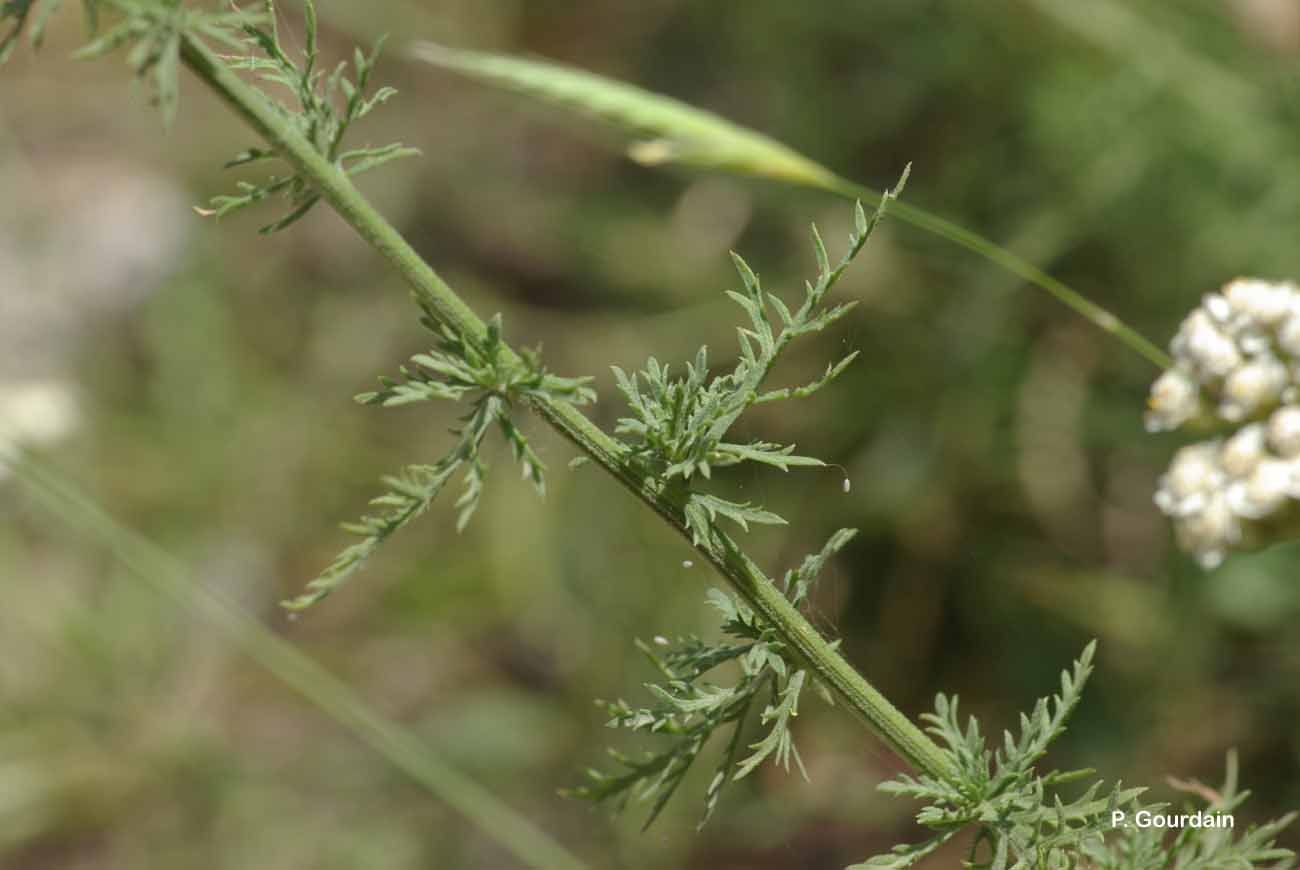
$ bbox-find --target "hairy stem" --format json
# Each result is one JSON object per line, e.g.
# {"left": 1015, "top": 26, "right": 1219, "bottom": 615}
{"left": 177, "top": 34, "right": 956, "bottom": 782}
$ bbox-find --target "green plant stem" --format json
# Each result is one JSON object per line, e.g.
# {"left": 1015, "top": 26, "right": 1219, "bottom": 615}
{"left": 8, "top": 454, "right": 588, "bottom": 870}
{"left": 821, "top": 176, "right": 1172, "bottom": 369}
{"left": 177, "top": 33, "right": 957, "bottom": 782}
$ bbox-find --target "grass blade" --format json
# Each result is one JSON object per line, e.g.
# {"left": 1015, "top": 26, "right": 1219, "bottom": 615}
{"left": 5, "top": 453, "right": 589, "bottom": 870}
{"left": 406, "top": 42, "right": 839, "bottom": 188}
{"left": 408, "top": 42, "right": 1170, "bottom": 370}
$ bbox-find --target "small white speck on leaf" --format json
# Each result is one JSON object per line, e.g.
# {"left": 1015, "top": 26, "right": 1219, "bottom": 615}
{"left": 682, "top": 559, "right": 694, "bottom": 568}
{"left": 653, "top": 635, "right": 669, "bottom": 646}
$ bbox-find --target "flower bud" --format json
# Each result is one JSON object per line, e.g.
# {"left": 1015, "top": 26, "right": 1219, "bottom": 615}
{"left": 1172, "top": 310, "right": 1240, "bottom": 378}
{"left": 1239, "top": 458, "right": 1292, "bottom": 518}
{"left": 1224, "top": 278, "right": 1293, "bottom": 327}
{"left": 1145, "top": 369, "right": 1200, "bottom": 432}
{"left": 1203, "top": 293, "right": 1231, "bottom": 323}
{"left": 1174, "top": 493, "right": 1238, "bottom": 570}
{"left": 1268, "top": 405, "right": 1300, "bottom": 458}
{"left": 1278, "top": 313, "right": 1300, "bottom": 358}
{"left": 1156, "top": 443, "right": 1222, "bottom": 516}
{"left": 1220, "top": 423, "right": 1265, "bottom": 476}
{"left": 1220, "top": 357, "right": 1286, "bottom": 421}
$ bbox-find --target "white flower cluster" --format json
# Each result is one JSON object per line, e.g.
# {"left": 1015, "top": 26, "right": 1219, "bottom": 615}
{"left": 1148, "top": 278, "right": 1300, "bottom": 567}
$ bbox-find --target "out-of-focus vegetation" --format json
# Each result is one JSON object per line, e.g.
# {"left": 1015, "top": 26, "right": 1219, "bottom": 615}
{"left": 1, "top": 1, "right": 1298, "bottom": 867}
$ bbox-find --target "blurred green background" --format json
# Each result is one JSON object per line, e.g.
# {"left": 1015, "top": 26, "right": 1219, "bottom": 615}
{"left": 2, "top": 0, "right": 1299, "bottom": 867}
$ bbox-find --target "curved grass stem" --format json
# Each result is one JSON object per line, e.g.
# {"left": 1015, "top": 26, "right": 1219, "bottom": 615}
{"left": 822, "top": 176, "right": 1172, "bottom": 369}
{"left": 409, "top": 42, "right": 1171, "bottom": 371}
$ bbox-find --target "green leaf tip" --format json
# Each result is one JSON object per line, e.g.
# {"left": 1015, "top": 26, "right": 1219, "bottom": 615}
{"left": 2, "top": 0, "right": 104, "bottom": 63}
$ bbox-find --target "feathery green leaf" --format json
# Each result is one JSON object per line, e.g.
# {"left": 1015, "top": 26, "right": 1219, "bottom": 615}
{"left": 288, "top": 309, "right": 594, "bottom": 609}
{"left": 201, "top": 3, "right": 416, "bottom": 230}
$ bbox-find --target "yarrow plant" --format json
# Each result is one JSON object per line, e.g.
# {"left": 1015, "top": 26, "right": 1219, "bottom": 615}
{"left": 197, "top": 0, "right": 419, "bottom": 232}
{"left": 285, "top": 306, "right": 596, "bottom": 610}
{"left": 1146, "top": 278, "right": 1300, "bottom": 567}
{"left": 570, "top": 530, "right": 858, "bottom": 829}
{"left": 855, "top": 645, "right": 1296, "bottom": 869}
{"left": 4, "top": 2, "right": 1297, "bottom": 867}
{"left": 610, "top": 185, "right": 891, "bottom": 545}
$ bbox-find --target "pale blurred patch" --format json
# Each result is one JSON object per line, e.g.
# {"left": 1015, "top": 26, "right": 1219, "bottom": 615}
{"left": 0, "top": 380, "right": 80, "bottom": 479}
{"left": 0, "top": 155, "right": 189, "bottom": 379}
{"left": 667, "top": 178, "right": 753, "bottom": 270}
{"left": 0, "top": 380, "right": 79, "bottom": 447}
{"left": 1017, "top": 325, "right": 1100, "bottom": 557}
{"left": 1229, "top": 0, "right": 1300, "bottom": 53}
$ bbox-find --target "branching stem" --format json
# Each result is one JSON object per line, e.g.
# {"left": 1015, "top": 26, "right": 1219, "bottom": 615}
{"left": 177, "top": 33, "right": 956, "bottom": 782}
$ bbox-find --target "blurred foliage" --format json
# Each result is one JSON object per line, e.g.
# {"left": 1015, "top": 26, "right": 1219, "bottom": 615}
{"left": 1, "top": 0, "right": 1299, "bottom": 867}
